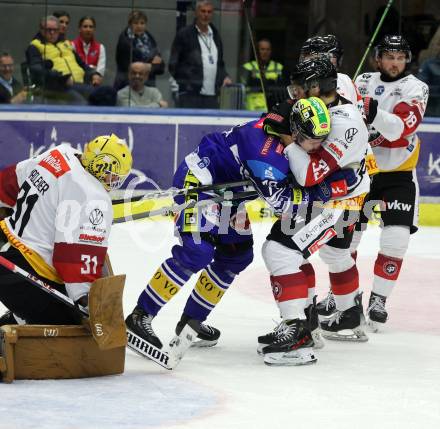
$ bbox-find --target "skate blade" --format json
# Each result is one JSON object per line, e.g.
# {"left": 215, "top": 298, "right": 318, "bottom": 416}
{"left": 263, "top": 348, "right": 317, "bottom": 366}
{"left": 257, "top": 343, "right": 266, "bottom": 356}
{"left": 322, "top": 327, "right": 369, "bottom": 342}
{"left": 366, "top": 317, "right": 385, "bottom": 333}
{"left": 311, "top": 329, "right": 325, "bottom": 349}
{"left": 168, "top": 325, "right": 198, "bottom": 368}
{"left": 191, "top": 339, "right": 218, "bottom": 348}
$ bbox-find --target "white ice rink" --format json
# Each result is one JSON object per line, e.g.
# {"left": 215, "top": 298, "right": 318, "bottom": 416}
{"left": 1, "top": 220, "right": 440, "bottom": 429}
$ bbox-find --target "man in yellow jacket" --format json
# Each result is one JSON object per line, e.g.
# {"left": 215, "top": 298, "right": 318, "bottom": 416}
{"left": 240, "top": 38, "right": 285, "bottom": 111}
{"left": 26, "top": 16, "right": 102, "bottom": 103}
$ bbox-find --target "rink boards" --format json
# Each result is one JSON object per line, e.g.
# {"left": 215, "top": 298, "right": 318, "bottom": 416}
{"left": 0, "top": 105, "right": 439, "bottom": 225}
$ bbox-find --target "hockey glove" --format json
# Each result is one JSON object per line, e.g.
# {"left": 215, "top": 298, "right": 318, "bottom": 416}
{"left": 263, "top": 99, "right": 295, "bottom": 136}
{"left": 363, "top": 96, "right": 378, "bottom": 124}
{"left": 309, "top": 169, "right": 357, "bottom": 203}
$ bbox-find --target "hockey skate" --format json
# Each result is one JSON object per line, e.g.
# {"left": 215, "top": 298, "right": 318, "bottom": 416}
{"left": 320, "top": 294, "right": 368, "bottom": 342}
{"left": 175, "top": 314, "right": 221, "bottom": 347}
{"left": 262, "top": 319, "right": 317, "bottom": 366}
{"left": 316, "top": 290, "right": 336, "bottom": 316}
{"left": 306, "top": 296, "right": 325, "bottom": 349}
{"left": 125, "top": 305, "right": 163, "bottom": 349}
{"left": 257, "top": 320, "right": 288, "bottom": 355}
{"left": 366, "top": 292, "right": 388, "bottom": 333}
{"left": 0, "top": 311, "right": 17, "bottom": 326}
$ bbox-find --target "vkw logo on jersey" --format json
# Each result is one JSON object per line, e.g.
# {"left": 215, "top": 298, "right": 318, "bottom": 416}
{"left": 89, "top": 208, "right": 104, "bottom": 225}
{"left": 375, "top": 85, "right": 385, "bottom": 96}
{"left": 345, "top": 128, "right": 358, "bottom": 143}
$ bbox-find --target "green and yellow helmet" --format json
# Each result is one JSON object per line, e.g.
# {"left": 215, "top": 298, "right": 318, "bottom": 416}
{"left": 290, "top": 96, "right": 331, "bottom": 140}
{"left": 81, "top": 134, "right": 133, "bottom": 191}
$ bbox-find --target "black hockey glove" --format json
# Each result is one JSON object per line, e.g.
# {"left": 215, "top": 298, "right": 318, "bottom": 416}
{"left": 363, "top": 96, "right": 378, "bottom": 124}
{"left": 263, "top": 99, "right": 295, "bottom": 136}
{"left": 309, "top": 169, "right": 357, "bottom": 203}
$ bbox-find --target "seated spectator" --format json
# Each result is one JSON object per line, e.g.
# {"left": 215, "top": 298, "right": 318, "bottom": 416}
{"left": 0, "top": 52, "right": 27, "bottom": 104}
{"left": 117, "top": 62, "right": 167, "bottom": 108}
{"left": 169, "top": 0, "right": 231, "bottom": 109}
{"left": 240, "top": 38, "right": 284, "bottom": 111}
{"left": 72, "top": 16, "right": 106, "bottom": 77}
{"left": 26, "top": 16, "right": 103, "bottom": 104}
{"left": 115, "top": 10, "right": 165, "bottom": 90}
{"left": 418, "top": 52, "right": 440, "bottom": 115}
{"left": 53, "top": 10, "right": 70, "bottom": 41}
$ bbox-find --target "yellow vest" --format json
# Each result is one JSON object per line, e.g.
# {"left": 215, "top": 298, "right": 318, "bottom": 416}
{"left": 31, "top": 38, "right": 85, "bottom": 83}
{"left": 243, "top": 60, "right": 283, "bottom": 111}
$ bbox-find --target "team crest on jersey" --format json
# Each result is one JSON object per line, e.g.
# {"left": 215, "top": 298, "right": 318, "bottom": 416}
{"left": 197, "top": 157, "right": 210, "bottom": 169}
{"left": 38, "top": 149, "right": 70, "bottom": 178}
{"left": 375, "top": 85, "right": 385, "bottom": 96}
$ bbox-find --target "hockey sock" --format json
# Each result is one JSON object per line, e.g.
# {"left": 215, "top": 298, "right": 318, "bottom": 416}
{"left": 372, "top": 253, "right": 403, "bottom": 298}
{"left": 138, "top": 257, "right": 191, "bottom": 316}
{"left": 270, "top": 271, "right": 308, "bottom": 320}
{"left": 330, "top": 265, "right": 360, "bottom": 311}
{"left": 183, "top": 263, "right": 235, "bottom": 321}
{"left": 300, "top": 263, "right": 316, "bottom": 306}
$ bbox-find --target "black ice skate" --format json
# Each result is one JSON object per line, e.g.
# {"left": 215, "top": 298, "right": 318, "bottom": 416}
{"left": 316, "top": 290, "right": 336, "bottom": 316}
{"left": 306, "top": 296, "right": 325, "bottom": 349}
{"left": 257, "top": 320, "right": 288, "bottom": 355}
{"left": 320, "top": 294, "right": 368, "bottom": 342}
{"left": 125, "top": 305, "right": 163, "bottom": 349}
{"left": 262, "top": 319, "right": 317, "bottom": 366}
{"left": 0, "top": 311, "right": 18, "bottom": 326}
{"left": 366, "top": 292, "right": 388, "bottom": 332}
{"left": 175, "top": 314, "right": 221, "bottom": 348}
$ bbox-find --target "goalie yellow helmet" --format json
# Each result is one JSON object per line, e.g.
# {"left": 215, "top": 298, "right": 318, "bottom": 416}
{"left": 81, "top": 134, "right": 132, "bottom": 191}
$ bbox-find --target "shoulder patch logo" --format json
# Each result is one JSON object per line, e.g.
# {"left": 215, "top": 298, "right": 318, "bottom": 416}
{"left": 375, "top": 85, "right": 385, "bottom": 96}
{"left": 38, "top": 149, "right": 70, "bottom": 178}
{"left": 345, "top": 128, "right": 358, "bottom": 143}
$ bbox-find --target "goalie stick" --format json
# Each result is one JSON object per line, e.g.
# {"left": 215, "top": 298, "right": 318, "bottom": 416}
{"left": 112, "top": 179, "right": 252, "bottom": 205}
{"left": 0, "top": 255, "right": 88, "bottom": 318}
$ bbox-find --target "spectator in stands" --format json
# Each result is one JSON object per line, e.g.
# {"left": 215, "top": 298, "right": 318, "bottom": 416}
{"left": 115, "top": 10, "right": 164, "bottom": 90}
{"left": 72, "top": 16, "right": 106, "bottom": 77}
{"left": 26, "top": 16, "right": 103, "bottom": 104}
{"left": 88, "top": 86, "right": 117, "bottom": 106}
{"left": 240, "top": 38, "right": 284, "bottom": 111}
{"left": 418, "top": 51, "right": 440, "bottom": 115}
{"left": 117, "top": 62, "right": 167, "bottom": 108}
{"left": 0, "top": 52, "right": 27, "bottom": 104}
{"left": 53, "top": 10, "right": 70, "bottom": 41}
{"left": 169, "top": 0, "right": 232, "bottom": 109}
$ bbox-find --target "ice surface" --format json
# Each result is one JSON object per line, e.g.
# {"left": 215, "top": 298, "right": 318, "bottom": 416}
{"left": 1, "top": 220, "right": 439, "bottom": 429}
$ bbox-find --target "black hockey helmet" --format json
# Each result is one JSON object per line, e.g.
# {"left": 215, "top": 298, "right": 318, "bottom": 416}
{"left": 375, "top": 35, "right": 412, "bottom": 63}
{"left": 289, "top": 57, "right": 338, "bottom": 96}
{"left": 300, "top": 34, "right": 344, "bottom": 67}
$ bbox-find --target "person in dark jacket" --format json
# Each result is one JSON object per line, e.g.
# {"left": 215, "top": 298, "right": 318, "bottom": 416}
{"left": 169, "top": 0, "right": 231, "bottom": 109}
{"left": 114, "top": 10, "right": 165, "bottom": 90}
{"left": 0, "top": 52, "right": 27, "bottom": 104}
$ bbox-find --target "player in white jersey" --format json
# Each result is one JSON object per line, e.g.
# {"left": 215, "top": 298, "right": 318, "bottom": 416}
{"left": 0, "top": 134, "right": 132, "bottom": 325}
{"left": 259, "top": 58, "right": 370, "bottom": 365}
{"left": 351, "top": 35, "right": 429, "bottom": 330}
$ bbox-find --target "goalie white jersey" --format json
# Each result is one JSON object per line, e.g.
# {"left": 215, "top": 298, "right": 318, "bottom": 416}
{"left": 355, "top": 72, "right": 429, "bottom": 172}
{"left": 0, "top": 144, "right": 112, "bottom": 301}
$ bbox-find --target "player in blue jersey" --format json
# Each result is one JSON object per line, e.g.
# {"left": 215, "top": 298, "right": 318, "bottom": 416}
{"left": 125, "top": 97, "right": 357, "bottom": 350}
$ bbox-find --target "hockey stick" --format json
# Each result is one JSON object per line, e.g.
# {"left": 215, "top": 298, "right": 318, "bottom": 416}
{"left": 0, "top": 255, "right": 88, "bottom": 318}
{"left": 112, "top": 189, "right": 258, "bottom": 224}
{"left": 112, "top": 179, "right": 252, "bottom": 205}
{"left": 352, "top": 0, "right": 394, "bottom": 80}
{"left": 0, "top": 254, "right": 175, "bottom": 369}
{"left": 242, "top": 0, "right": 269, "bottom": 111}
